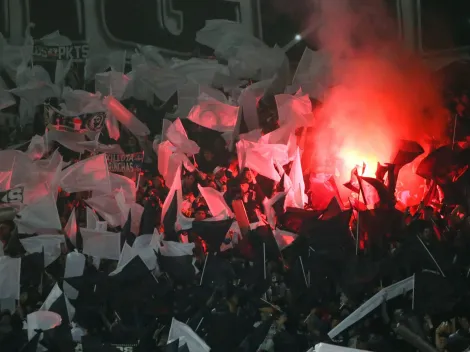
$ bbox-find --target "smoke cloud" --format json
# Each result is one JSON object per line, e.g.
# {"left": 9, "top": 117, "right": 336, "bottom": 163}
{"left": 275, "top": 0, "right": 450, "bottom": 197}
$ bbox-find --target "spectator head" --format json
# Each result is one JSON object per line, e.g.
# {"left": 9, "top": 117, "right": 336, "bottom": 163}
{"left": 242, "top": 169, "right": 254, "bottom": 184}
{"left": 203, "top": 149, "right": 215, "bottom": 162}
{"left": 183, "top": 173, "right": 196, "bottom": 187}
{"left": 458, "top": 315, "right": 470, "bottom": 331}
{"left": 240, "top": 180, "right": 250, "bottom": 194}
{"left": 194, "top": 207, "right": 208, "bottom": 221}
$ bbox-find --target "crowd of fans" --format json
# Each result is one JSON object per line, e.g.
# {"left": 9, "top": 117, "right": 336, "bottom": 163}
{"left": 1, "top": 31, "right": 470, "bottom": 352}
{"left": 0, "top": 86, "right": 468, "bottom": 352}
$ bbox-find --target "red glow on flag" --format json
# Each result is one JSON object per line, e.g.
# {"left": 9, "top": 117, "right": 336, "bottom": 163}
{"left": 281, "top": 234, "right": 295, "bottom": 247}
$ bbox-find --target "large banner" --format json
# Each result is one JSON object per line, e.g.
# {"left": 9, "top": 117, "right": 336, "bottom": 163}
{"left": 33, "top": 42, "right": 89, "bottom": 61}
{"left": 0, "top": 187, "right": 24, "bottom": 204}
{"left": 44, "top": 104, "right": 106, "bottom": 133}
{"left": 107, "top": 152, "right": 144, "bottom": 172}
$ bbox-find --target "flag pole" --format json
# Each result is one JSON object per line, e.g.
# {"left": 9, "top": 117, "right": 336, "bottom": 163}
{"left": 308, "top": 245, "right": 311, "bottom": 287}
{"left": 199, "top": 253, "right": 209, "bottom": 285}
{"left": 135, "top": 151, "right": 144, "bottom": 188}
{"left": 355, "top": 169, "right": 368, "bottom": 206}
{"left": 416, "top": 235, "right": 445, "bottom": 277}
{"left": 412, "top": 274, "right": 415, "bottom": 310}
{"left": 299, "top": 256, "right": 309, "bottom": 288}
{"left": 263, "top": 243, "right": 267, "bottom": 280}
{"left": 356, "top": 210, "right": 360, "bottom": 255}
{"left": 195, "top": 317, "right": 204, "bottom": 332}
{"left": 452, "top": 113, "right": 458, "bottom": 150}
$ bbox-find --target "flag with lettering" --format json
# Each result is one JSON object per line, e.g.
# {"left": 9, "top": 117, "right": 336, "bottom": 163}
{"left": 106, "top": 152, "right": 144, "bottom": 173}
{"left": 44, "top": 103, "right": 106, "bottom": 133}
{"left": 0, "top": 187, "right": 24, "bottom": 204}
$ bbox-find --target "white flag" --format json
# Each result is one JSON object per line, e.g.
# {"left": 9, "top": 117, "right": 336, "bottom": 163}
{"left": 80, "top": 228, "right": 121, "bottom": 260}
{"left": 166, "top": 118, "right": 200, "bottom": 156}
{"left": 197, "top": 184, "right": 233, "bottom": 218}
{"left": 168, "top": 318, "right": 211, "bottom": 352}
{"left": 315, "top": 343, "right": 371, "bottom": 352}
{"left": 63, "top": 251, "right": 85, "bottom": 300}
{"left": 39, "top": 283, "right": 75, "bottom": 323}
{"left": 64, "top": 208, "right": 77, "bottom": 246}
{"left": 20, "top": 235, "right": 65, "bottom": 267}
{"left": 328, "top": 276, "right": 414, "bottom": 339}
{"left": 0, "top": 256, "right": 21, "bottom": 299}
{"left": 59, "top": 154, "right": 112, "bottom": 194}
{"left": 15, "top": 193, "right": 62, "bottom": 234}
{"left": 187, "top": 95, "right": 239, "bottom": 133}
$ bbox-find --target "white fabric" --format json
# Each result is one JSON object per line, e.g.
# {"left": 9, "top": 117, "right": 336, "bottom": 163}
{"left": 86, "top": 207, "right": 99, "bottom": 230}
{"left": 132, "top": 63, "right": 187, "bottom": 103}
{"left": 63, "top": 251, "right": 86, "bottom": 300}
{"left": 9, "top": 65, "right": 61, "bottom": 125}
{"left": 46, "top": 129, "right": 89, "bottom": 154}
{"left": 26, "top": 311, "right": 62, "bottom": 341}
{"left": 15, "top": 193, "right": 61, "bottom": 234}
{"left": 137, "top": 44, "right": 166, "bottom": 67}
{"left": 115, "top": 191, "right": 144, "bottom": 233}
{"left": 176, "top": 83, "right": 227, "bottom": 118}
{"left": 95, "top": 71, "right": 130, "bottom": 100}
{"left": 328, "top": 276, "right": 415, "bottom": 338}
{"left": 238, "top": 89, "right": 260, "bottom": 131}
{"left": 0, "top": 77, "right": 15, "bottom": 111}
{"left": 54, "top": 59, "right": 73, "bottom": 86}
{"left": 110, "top": 236, "right": 158, "bottom": 276}
{"left": 196, "top": 20, "right": 284, "bottom": 81}
{"left": 157, "top": 141, "right": 195, "bottom": 189}
{"left": 103, "top": 96, "right": 150, "bottom": 137}
{"left": 275, "top": 90, "right": 312, "bottom": 128}
{"left": 187, "top": 95, "right": 239, "bottom": 133}
{"left": 0, "top": 256, "right": 21, "bottom": 300}
{"left": 237, "top": 140, "right": 282, "bottom": 182}
{"left": 285, "top": 148, "right": 307, "bottom": 209}
{"left": 84, "top": 50, "right": 126, "bottom": 81}
{"left": 168, "top": 318, "right": 211, "bottom": 352}
{"left": 64, "top": 208, "right": 77, "bottom": 246}
{"left": 315, "top": 343, "right": 371, "bottom": 352}
{"left": 85, "top": 193, "right": 122, "bottom": 227}
{"left": 166, "top": 118, "right": 200, "bottom": 156}
{"left": 106, "top": 111, "right": 121, "bottom": 141}
{"left": 76, "top": 140, "right": 124, "bottom": 154}
{"left": 273, "top": 228, "right": 297, "bottom": 250}
{"left": 93, "top": 172, "right": 137, "bottom": 203}
{"left": 160, "top": 241, "right": 195, "bottom": 257}
{"left": 161, "top": 165, "right": 182, "bottom": 225}
{"left": 0, "top": 171, "right": 12, "bottom": 191}
{"left": 197, "top": 184, "right": 233, "bottom": 218}
{"left": 263, "top": 192, "right": 286, "bottom": 229}
{"left": 80, "top": 228, "right": 121, "bottom": 261}
{"left": 59, "top": 154, "right": 112, "bottom": 194}
{"left": 292, "top": 48, "right": 331, "bottom": 101}
{"left": 26, "top": 135, "right": 47, "bottom": 161}
{"left": 20, "top": 235, "right": 65, "bottom": 267}
{"left": 39, "top": 283, "right": 75, "bottom": 322}
{"left": 61, "top": 87, "right": 105, "bottom": 115}
{"left": 170, "top": 57, "right": 229, "bottom": 86}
